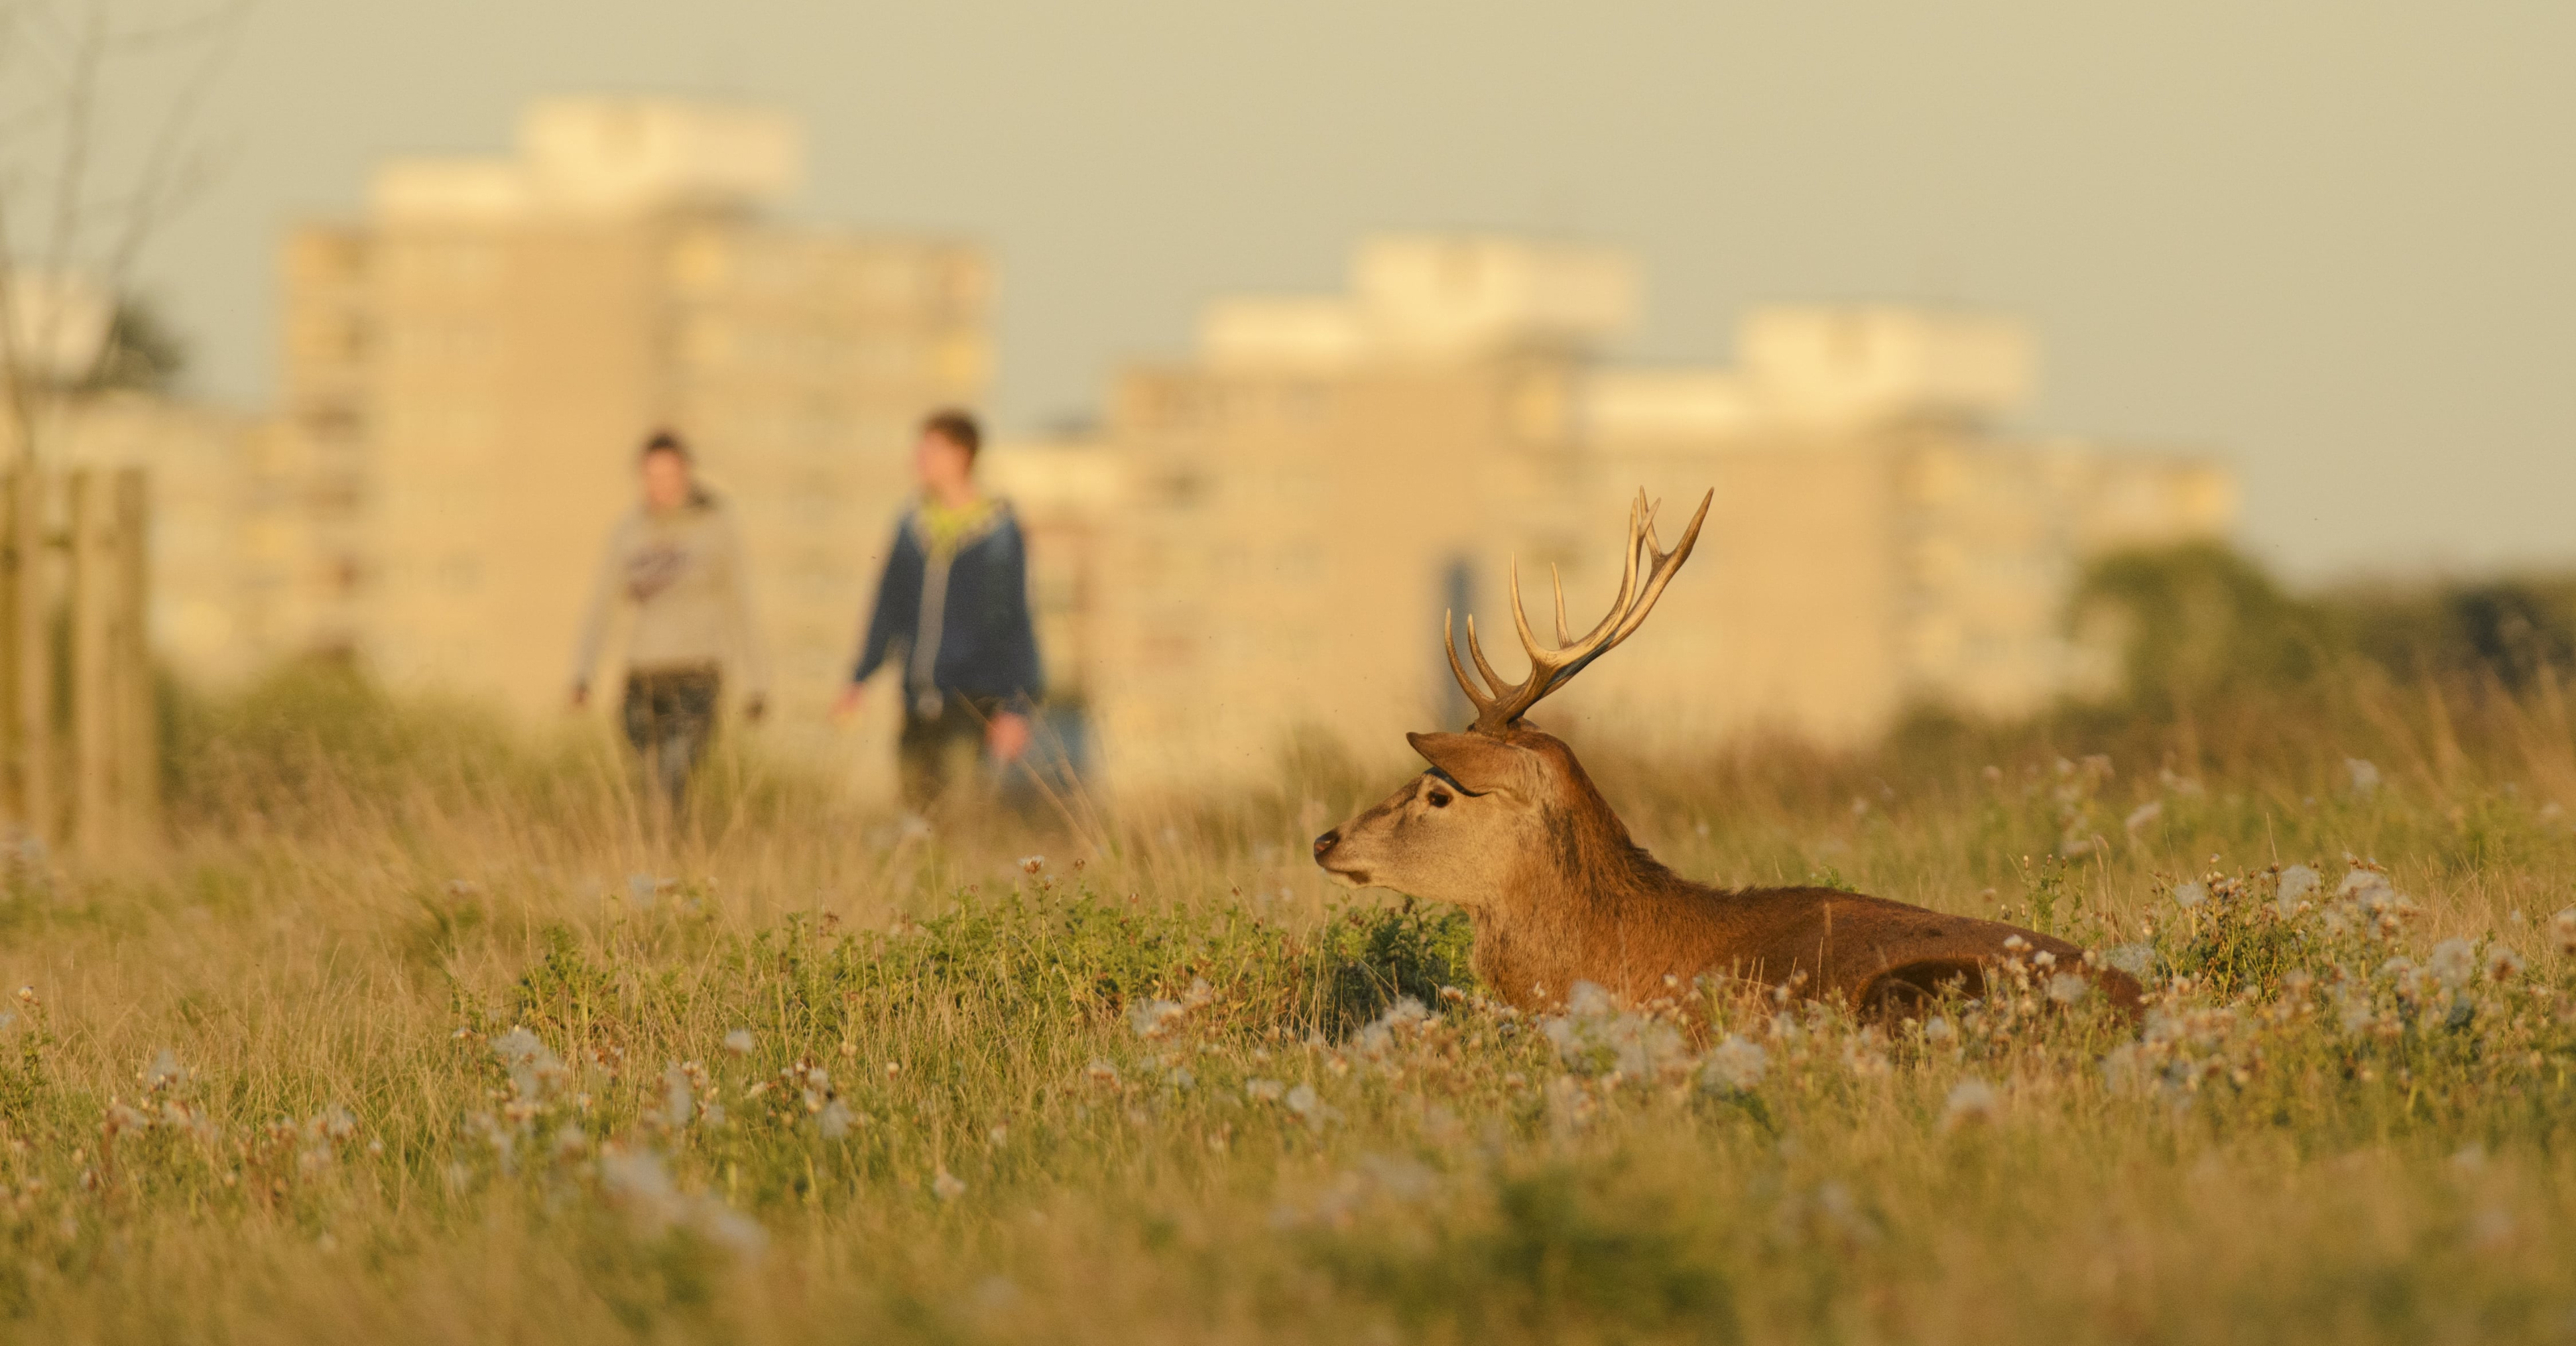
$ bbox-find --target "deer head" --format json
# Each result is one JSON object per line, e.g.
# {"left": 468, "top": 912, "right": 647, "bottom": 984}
{"left": 1312, "top": 489, "right": 1711, "bottom": 909}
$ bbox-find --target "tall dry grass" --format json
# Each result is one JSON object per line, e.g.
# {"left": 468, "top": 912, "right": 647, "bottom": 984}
{"left": 0, "top": 658, "right": 2571, "bottom": 1342}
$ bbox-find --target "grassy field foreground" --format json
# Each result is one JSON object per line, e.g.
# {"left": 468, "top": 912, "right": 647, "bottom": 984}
{"left": 0, "top": 668, "right": 2574, "bottom": 1342}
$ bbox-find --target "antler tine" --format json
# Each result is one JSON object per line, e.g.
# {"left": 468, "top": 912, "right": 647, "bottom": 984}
{"left": 1550, "top": 563, "right": 1570, "bottom": 646}
{"left": 1451, "top": 488, "right": 1713, "bottom": 732}
{"left": 1506, "top": 552, "right": 1626, "bottom": 670}
{"left": 1595, "top": 488, "right": 1714, "bottom": 656}
{"left": 1463, "top": 497, "right": 1661, "bottom": 729}
{"left": 1461, "top": 613, "right": 1510, "bottom": 704}
{"left": 1441, "top": 611, "right": 1496, "bottom": 715}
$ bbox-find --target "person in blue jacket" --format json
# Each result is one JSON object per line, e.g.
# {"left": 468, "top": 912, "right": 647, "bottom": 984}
{"left": 835, "top": 410, "right": 1042, "bottom": 812}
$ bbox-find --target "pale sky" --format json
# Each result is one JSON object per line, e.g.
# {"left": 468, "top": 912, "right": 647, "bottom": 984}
{"left": 126, "top": 1, "right": 2576, "bottom": 580}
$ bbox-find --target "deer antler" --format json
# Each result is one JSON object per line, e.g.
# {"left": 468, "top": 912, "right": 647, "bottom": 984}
{"left": 1443, "top": 488, "right": 1713, "bottom": 734}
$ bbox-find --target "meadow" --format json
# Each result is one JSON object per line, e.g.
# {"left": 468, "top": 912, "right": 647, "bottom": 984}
{"left": 2, "top": 650, "right": 2575, "bottom": 1344}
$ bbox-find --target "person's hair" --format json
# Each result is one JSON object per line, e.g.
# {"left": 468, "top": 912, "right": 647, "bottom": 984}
{"left": 920, "top": 409, "right": 982, "bottom": 460}
{"left": 640, "top": 429, "right": 692, "bottom": 464}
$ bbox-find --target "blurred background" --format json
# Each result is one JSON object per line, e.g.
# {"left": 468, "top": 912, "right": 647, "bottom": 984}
{"left": 2, "top": 1, "right": 2571, "bottom": 835}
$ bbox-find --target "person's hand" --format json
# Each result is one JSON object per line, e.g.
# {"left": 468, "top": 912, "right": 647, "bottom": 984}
{"left": 830, "top": 684, "right": 865, "bottom": 724}
{"left": 987, "top": 711, "right": 1033, "bottom": 763}
{"left": 570, "top": 682, "right": 589, "bottom": 710}
{"left": 742, "top": 694, "right": 767, "bottom": 724}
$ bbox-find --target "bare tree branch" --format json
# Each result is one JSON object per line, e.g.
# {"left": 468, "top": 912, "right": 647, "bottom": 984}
{"left": 0, "top": 0, "right": 250, "bottom": 463}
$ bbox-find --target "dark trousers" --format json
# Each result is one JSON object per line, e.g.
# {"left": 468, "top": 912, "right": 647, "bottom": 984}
{"left": 623, "top": 665, "right": 721, "bottom": 816}
{"left": 898, "top": 691, "right": 999, "bottom": 814}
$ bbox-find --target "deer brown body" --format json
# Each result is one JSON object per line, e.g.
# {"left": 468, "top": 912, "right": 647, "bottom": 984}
{"left": 1312, "top": 491, "right": 2142, "bottom": 1019}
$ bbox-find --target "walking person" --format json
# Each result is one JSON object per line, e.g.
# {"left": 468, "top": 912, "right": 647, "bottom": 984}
{"left": 834, "top": 410, "right": 1041, "bottom": 818}
{"left": 570, "top": 430, "right": 769, "bottom": 820}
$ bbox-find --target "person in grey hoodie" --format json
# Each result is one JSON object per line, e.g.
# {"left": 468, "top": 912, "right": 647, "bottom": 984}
{"left": 570, "top": 431, "right": 768, "bottom": 817}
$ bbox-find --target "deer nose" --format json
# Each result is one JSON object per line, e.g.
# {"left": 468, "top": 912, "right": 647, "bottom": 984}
{"left": 1312, "top": 829, "right": 1340, "bottom": 861}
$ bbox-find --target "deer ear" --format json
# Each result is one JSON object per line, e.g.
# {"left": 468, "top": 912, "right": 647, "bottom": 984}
{"left": 1406, "top": 731, "right": 1528, "bottom": 796}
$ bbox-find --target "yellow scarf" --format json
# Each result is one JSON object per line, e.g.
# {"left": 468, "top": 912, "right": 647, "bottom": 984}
{"left": 917, "top": 495, "right": 999, "bottom": 561}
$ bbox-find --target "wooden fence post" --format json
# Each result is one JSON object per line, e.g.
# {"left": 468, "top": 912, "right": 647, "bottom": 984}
{"left": 66, "top": 467, "right": 156, "bottom": 859}
{"left": 4, "top": 467, "right": 46, "bottom": 845}
{"left": 0, "top": 463, "right": 151, "bottom": 858}
{"left": 71, "top": 469, "right": 112, "bottom": 858}
{"left": 0, "top": 468, "right": 17, "bottom": 831}
{"left": 114, "top": 468, "right": 154, "bottom": 845}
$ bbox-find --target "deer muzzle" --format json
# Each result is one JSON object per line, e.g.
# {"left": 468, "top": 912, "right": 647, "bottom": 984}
{"left": 1311, "top": 828, "right": 1367, "bottom": 887}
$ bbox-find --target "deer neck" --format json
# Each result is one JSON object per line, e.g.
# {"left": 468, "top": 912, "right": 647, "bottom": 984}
{"left": 1469, "top": 787, "right": 1688, "bottom": 1005}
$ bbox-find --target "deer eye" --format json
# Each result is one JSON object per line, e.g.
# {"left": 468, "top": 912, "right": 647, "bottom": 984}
{"left": 1426, "top": 789, "right": 1452, "bottom": 808}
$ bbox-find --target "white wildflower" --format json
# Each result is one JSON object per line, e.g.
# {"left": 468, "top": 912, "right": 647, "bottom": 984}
{"left": 722, "top": 1029, "right": 754, "bottom": 1057}
{"left": 143, "top": 1049, "right": 186, "bottom": 1091}
{"left": 1922, "top": 1016, "right": 1955, "bottom": 1044}
{"left": 2275, "top": 865, "right": 2318, "bottom": 918}
{"left": 2123, "top": 801, "right": 2163, "bottom": 833}
{"left": 1082, "top": 1060, "right": 1121, "bottom": 1087}
{"left": 933, "top": 1168, "right": 967, "bottom": 1201}
{"left": 2345, "top": 759, "right": 2380, "bottom": 796}
{"left": 2172, "top": 881, "right": 2207, "bottom": 909}
{"left": 2336, "top": 987, "right": 2378, "bottom": 1036}
{"left": 2047, "top": 973, "right": 2090, "bottom": 1005}
{"left": 1355, "top": 997, "right": 1432, "bottom": 1055}
{"left": 598, "top": 1146, "right": 767, "bottom": 1259}
{"left": 1358, "top": 1153, "right": 1439, "bottom": 1202}
{"left": 2099, "top": 1043, "right": 2142, "bottom": 1092}
{"left": 1701, "top": 1035, "right": 1767, "bottom": 1092}
{"left": 1283, "top": 1083, "right": 1335, "bottom": 1123}
{"left": 2427, "top": 938, "right": 2477, "bottom": 991}
{"left": 2106, "top": 944, "right": 2154, "bottom": 978}
{"left": 2550, "top": 908, "right": 2576, "bottom": 957}
{"left": 1243, "top": 1078, "right": 1285, "bottom": 1103}
{"left": 490, "top": 1028, "right": 568, "bottom": 1105}
{"left": 818, "top": 1099, "right": 853, "bottom": 1139}
{"left": 1841, "top": 1034, "right": 1892, "bottom": 1079}
{"left": 1540, "top": 983, "right": 1686, "bottom": 1079}
{"left": 2485, "top": 944, "right": 2526, "bottom": 982}
{"left": 1129, "top": 999, "right": 1186, "bottom": 1039}
{"left": 1941, "top": 1078, "right": 2001, "bottom": 1130}
{"left": 660, "top": 1065, "right": 694, "bottom": 1129}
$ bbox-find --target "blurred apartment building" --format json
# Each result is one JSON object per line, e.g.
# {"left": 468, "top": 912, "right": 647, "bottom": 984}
{"left": 264, "top": 97, "right": 987, "bottom": 737}
{"left": 989, "top": 236, "right": 2234, "bottom": 790}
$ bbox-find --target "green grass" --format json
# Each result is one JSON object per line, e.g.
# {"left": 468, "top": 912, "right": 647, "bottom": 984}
{"left": 1, "top": 663, "right": 2574, "bottom": 1342}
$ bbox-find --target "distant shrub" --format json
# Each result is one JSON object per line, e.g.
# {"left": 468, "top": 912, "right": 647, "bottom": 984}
{"left": 2071, "top": 543, "right": 2342, "bottom": 713}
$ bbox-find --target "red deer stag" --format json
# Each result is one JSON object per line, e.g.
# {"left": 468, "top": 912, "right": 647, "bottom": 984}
{"left": 1311, "top": 491, "right": 2143, "bottom": 1020}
